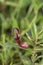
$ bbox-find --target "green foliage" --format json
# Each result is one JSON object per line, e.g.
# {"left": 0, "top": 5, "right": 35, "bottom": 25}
{"left": 0, "top": 0, "right": 43, "bottom": 65}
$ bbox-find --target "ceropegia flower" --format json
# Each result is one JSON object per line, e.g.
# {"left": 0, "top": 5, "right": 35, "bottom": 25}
{"left": 11, "top": 28, "right": 28, "bottom": 48}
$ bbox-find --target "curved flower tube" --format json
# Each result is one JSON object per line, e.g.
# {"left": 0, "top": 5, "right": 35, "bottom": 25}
{"left": 11, "top": 28, "right": 28, "bottom": 48}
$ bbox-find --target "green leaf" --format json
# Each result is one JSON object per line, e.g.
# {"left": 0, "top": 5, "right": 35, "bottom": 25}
{"left": 40, "top": 59, "right": 43, "bottom": 65}
{"left": 21, "top": 56, "right": 32, "bottom": 65}
{"left": 37, "top": 38, "right": 43, "bottom": 44}
{"left": 18, "top": 0, "right": 31, "bottom": 8}
{"left": 11, "top": 16, "right": 18, "bottom": 28}
{"left": 31, "top": 23, "right": 37, "bottom": 40}
{"left": 20, "top": 19, "right": 29, "bottom": 31}
{"left": 38, "top": 30, "right": 43, "bottom": 40}
{"left": 32, "top": 0, "right": 43, "bottom": 13}
{"left": 25, "top": 48, "right": 33, "bottom": 56}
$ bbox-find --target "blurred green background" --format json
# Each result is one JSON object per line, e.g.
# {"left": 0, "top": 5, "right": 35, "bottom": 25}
{"left": 0, "top": 0, "right": 43, "bottom": 65}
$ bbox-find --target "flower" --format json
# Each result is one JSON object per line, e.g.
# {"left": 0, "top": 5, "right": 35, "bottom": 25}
{"left": 12, "top": 28, "right": 28, "bottom": 48}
